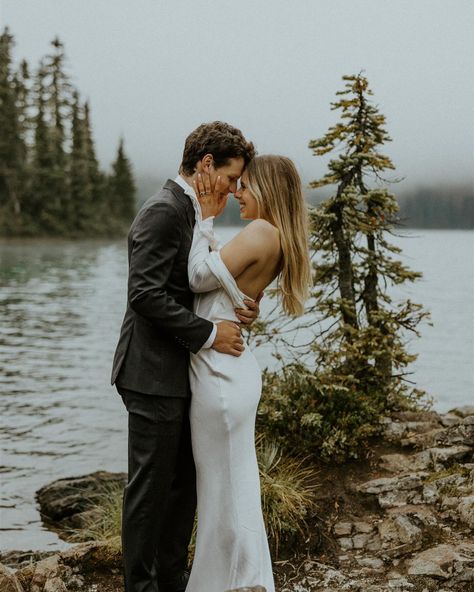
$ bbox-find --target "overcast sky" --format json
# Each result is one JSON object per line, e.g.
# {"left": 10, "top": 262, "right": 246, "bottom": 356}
{"left": 2, "top": 0, "right": 473, "bottom": 190}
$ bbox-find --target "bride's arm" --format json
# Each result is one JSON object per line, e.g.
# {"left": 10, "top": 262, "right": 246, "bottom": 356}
{"left": 187, "top": 217, "right": 222, "bottom": 293}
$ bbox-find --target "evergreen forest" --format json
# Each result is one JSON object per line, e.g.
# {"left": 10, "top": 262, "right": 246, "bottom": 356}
{"left": 0, "top": 28, "right": 136, "bottom": 237}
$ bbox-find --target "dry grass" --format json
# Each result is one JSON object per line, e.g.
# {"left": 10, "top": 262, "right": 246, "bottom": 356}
{"left": 68, "top": 481, "right": 123, "bottom": 549}
{"left": 68, "top": 438, "right": 317, "bottom": 559}
{"left": 257, "top": 436, "right": 318, "bottom": 554}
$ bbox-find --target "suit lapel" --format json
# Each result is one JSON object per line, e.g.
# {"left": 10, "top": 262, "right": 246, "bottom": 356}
{"left": 163, "top": 179, "right": 195, "bottom": 228}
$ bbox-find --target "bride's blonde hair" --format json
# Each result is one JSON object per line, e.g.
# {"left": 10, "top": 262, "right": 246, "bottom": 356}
{"left": 245, "top": 155, "right": 311, "bottom": 316}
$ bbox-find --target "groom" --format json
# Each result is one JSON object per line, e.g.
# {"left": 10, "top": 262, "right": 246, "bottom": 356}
{"left": 111, "top": 122, "right": 257, "bottom": 592}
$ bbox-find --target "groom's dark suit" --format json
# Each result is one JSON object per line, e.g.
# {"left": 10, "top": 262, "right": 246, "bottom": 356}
{"left": 112, "top": 179, "right": 213, "bottom": 592}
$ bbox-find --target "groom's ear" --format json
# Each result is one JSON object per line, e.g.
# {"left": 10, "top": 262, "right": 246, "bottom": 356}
{"left": 201, "top": 153, "right": 214, "bottom": 173}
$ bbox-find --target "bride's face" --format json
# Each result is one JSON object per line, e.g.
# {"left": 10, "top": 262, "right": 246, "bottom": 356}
{"left": 234, "top": 172, "right": 258, "bottom": 220}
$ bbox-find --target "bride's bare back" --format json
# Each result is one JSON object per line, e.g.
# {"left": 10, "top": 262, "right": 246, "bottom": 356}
{"left": 220, "top": 219, "right": 282, "bottom": 300}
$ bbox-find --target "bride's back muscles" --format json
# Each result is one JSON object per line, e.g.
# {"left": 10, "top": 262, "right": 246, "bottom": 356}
{"left": 221, "top": 218, "right": 281, "bottom": 300}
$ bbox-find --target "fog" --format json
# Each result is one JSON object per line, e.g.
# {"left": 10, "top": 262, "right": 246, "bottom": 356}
{"left": 2, "top": 0, "right": 473, "bottom": 189}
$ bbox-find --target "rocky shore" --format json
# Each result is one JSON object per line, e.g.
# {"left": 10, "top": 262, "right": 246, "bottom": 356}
{"left": 1, "top": 405, "right": 473, "bottom": 592}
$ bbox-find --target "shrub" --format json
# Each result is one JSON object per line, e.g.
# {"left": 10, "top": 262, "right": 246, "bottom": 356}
{"left": 257, "top": 363, "right": 390, "bottom": 463}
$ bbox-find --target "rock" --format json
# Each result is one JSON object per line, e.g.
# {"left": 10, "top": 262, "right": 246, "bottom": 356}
{"left": 357, "top": 473, "right": 429, "bottom": 495}
{"left": 422, "top": 470, "right": 470, "bottom": 504}
{"left": 60, "top": 540, "right": 122, "bottom": 570}
{"left": 440, "top": 413, "right": 465, "bottom": 427}
{"left": 390, "top": 410, "right": 441, "bottom": 423}
{"left": 449, "top": 405, "right": 474, "bottom": 418}
{"left": 17, "top": 555, "right": 70, "bottom": 592}
{"left": 355, "top": 556, "right": 384, "bottom": 570}
{"left": 379, "top": 451, "right": 431, "bottom": 473}
{"left": 457, "top": 495, "right": 474, "bottom": 528}
{"left": 226, "top": 588, "right": 267, "bottom": 592}
{"left": 406, "top": 542, "right": 474, "bottom": 579}
{"left": 377, "top": 514, "right": 423, "bottom": 557}
{"left": 16, "top": 542, "right": 121, "bottom": 592}
{"left": 353, "top": 521, "right": 374, "bottom": 533}
{"left": 0, "top": 564, "right": 25, "bottom": 592}
{"left": 334, "top": 521, "right": 353, "bottom": 536}
{"left": 428, "top": 445, "right": 472, "bottom": 468}
{"left": 381, "top": 414, "right": 442, "bottom": 444}
{"left": 338, "top": 537, "right": 354, "bottom": 550}
{"left": 352, "top": 533, "right": 371, "bottom": 549}
{"left": 386, "top": 504, "right": 438, "bottom": 527}
{"left": 36, "top": 471, "right": 126, "bottom": 530}
{"left": 436, "top": 423, "right": 474, "bottom": 448}
{"left": 401, "top": 427, "right": 445, "bottom": 449}
{"left": 0, "top": 550, "right": 56, "bottom": 570}
{"left": 387, "top": 576, "right": 414, "bottom": 590}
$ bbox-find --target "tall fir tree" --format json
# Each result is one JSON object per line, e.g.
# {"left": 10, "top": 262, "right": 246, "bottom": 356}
{"left": 307, "top": 73, "right": 430, "bottom": 404}
{"left": 255, "top": 74, "right": 432, "bottom": 463}
{"left": 83, "top": 101, "right": 107, "bottom": 230}
{"left": 42, "top": 37, "right": 72, "bottom": 228}
{"left": 108, "top": 138, "right": 136, "bottom": 225}
{"left": 69, "top": 91, "right": 93, "bottom": 233}
{"left": 0, "top": 27, "right": 26, "bottom": 231}
{"left": 28, "top": 63, "right": 57, "bottom": 232}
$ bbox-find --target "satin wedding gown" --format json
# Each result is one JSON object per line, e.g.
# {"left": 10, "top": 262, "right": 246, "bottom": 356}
{"left": 186, "top": 215, "right": 275, "bottom": 592}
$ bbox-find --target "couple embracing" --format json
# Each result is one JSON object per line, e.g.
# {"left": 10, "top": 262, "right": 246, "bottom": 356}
{"left": 111, "top": 121, "right": 311, "bottom": 592}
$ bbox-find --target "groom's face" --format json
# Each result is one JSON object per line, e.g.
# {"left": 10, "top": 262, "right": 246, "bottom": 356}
{"left": 199, "top": 156, "right": 245, "bottom": 197}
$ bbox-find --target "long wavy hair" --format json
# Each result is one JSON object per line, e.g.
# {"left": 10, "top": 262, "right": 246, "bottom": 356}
{"left": 245, "top": 155, "right": 311, "bottom": 316}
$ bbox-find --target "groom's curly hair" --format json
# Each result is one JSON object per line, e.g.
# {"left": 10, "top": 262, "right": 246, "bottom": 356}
{"left": 180, "top": 121, "right": 256, "bottom": 175}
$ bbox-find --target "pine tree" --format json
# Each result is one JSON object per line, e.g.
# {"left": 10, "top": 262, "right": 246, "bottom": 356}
{"left": 69, "top": 91, "right": 93, "bottom": 233}
{"left": 0, "top": 27, "right": 26, "bottom": 231}
{"left": 108, "top": 138, "right": 136, "bottom": 225}
{"left": 83, "top": 101, "right": 107, "bottom": 231}
{"left": 42, "top": 37, "right": 72, "bottom": 229}
{"left": 308, "top": 73, "right": 429, "bottom": 404}
{"left": 1, "top": 29, "right": 136, "bottom": 237}
{"left": 254, "top": 74, "right": 431, "bottom": 463}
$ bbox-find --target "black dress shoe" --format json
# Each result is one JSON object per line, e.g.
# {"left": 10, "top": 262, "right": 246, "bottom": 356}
{"left": 158, "top": 570, "right": 190, "bottom": 592}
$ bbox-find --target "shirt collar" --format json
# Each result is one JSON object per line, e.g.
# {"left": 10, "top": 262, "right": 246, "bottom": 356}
{"left": 174, "top": 174, "right": 195, "bottom": 199}
{"left": 174, "top": 174, "right": 203, "bottom": 223}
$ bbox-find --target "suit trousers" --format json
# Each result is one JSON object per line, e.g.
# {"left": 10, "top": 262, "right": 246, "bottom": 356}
{"left": 118, "top": 387, "right": 196, "bottom": 592}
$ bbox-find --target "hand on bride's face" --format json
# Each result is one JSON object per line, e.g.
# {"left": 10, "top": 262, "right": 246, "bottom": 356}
{"left": 193, "top": 172, "right": 228, "bottom": 219}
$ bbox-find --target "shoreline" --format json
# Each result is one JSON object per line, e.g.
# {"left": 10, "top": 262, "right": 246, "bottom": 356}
{"left": 1, "top": 405, "right": 473, "bottom": 592}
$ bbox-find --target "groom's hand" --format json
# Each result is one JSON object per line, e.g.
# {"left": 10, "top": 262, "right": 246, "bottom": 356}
{"left": 235, "top": 295, "right": 261, "bottom": 327}
{"left": 212, "top": 321, "right": 244, "bottom": 356}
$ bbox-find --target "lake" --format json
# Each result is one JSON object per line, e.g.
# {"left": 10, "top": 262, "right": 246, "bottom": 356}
{"left": 0, "top": 228, "right": 473, "bottom": 551}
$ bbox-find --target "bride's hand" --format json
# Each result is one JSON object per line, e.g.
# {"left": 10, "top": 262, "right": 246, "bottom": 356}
{"left": 193, "top": 173, "right": 228, "bottom": 219}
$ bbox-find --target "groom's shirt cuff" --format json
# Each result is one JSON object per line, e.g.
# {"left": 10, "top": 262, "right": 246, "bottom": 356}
{"left": 201, "top": 324, "right": 217, "bottom": 349}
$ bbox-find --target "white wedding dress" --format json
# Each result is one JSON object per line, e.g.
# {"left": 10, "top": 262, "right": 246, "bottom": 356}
{"left": 186, "top": 216, "right": 275, "bottom": 592}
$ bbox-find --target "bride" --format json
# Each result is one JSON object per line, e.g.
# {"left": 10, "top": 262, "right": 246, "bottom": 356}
{"left": 186, "top": 155, "right": 311, "bottom": 592}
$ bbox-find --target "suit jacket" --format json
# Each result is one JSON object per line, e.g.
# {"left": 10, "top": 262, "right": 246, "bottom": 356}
{"left": 111, "top": 179, "right": 214, "bottom": 396}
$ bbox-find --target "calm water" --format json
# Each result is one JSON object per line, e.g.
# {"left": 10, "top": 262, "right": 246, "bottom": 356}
{"left": 0, "top": 229, "right": 473, "bottom": 551}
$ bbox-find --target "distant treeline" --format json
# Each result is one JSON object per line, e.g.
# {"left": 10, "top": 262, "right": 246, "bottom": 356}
{"left": 136, "top": 178, "right": 474, "bottom": 229}
{"left": 396, "top": 186, "right": 473, "bottom": 229}
{"left": 0, "top": 29, "right": 136, "bottom": 237}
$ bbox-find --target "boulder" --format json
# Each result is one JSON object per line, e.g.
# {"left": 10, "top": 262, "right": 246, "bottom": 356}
{"left": 36, "top": 470, "right": 126, "bottom": 529}
{"left": 406, "top": 542, "right": 474, "bottom": 579}
{"left": 449, "top": 405, "right": 474, "bottom": 418}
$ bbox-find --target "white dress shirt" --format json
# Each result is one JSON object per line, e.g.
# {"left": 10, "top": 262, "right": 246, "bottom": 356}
{"left": 174, "top": 175, "right": 217, "bottom": 349}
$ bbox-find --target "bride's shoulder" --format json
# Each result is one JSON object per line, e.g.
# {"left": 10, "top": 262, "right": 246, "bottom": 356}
{"left": 242, "top": 218, "right": 279, "bottom": 241}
